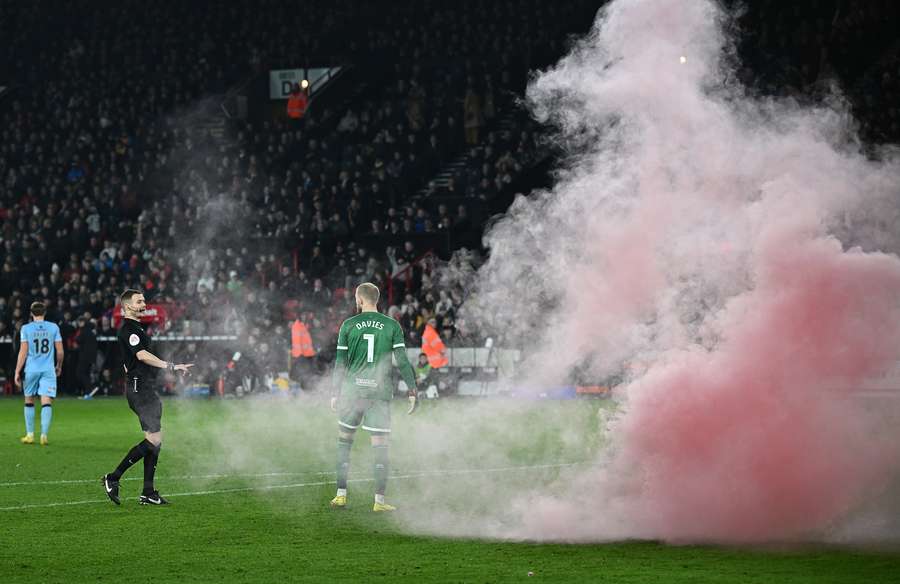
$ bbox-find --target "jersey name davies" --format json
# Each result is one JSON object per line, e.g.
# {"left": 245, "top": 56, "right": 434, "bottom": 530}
{"left": 355, "top": 321, "right": 385, "bottom": 330}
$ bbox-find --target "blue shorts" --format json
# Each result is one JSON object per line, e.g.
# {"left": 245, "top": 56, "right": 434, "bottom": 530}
{"left": 23, "top": 370, "right": 57, "bottom": 398}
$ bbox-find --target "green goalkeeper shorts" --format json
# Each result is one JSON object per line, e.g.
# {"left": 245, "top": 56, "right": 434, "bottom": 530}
{"left": 337, "top": 397, "right": 391, "bottom": 434}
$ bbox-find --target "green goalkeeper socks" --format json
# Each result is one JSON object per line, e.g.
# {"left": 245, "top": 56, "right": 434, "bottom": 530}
{"left": 336, "top": 437, "right": 353, "bottom": 490}
{"left": 373, "top": 444, "right": 389, "bottom": 496}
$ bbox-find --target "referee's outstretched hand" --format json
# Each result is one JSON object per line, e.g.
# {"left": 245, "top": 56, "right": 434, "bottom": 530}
{"left": 174, "top": 363, "right": 194, "bottom": 376}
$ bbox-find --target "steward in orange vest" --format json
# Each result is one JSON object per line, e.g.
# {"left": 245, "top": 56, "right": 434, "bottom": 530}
{"left": 291, "top": 319, "right": 316, "bottom": 357}
{"left": 286, "top": 83, "right": 308, "bottom": 119}
{"left": 421, "top": 319, "right": 448, "bottom": 368}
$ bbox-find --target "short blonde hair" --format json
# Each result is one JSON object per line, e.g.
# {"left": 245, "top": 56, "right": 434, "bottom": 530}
{"left": 356, "top": 283, "right": 380, "bottom": 306}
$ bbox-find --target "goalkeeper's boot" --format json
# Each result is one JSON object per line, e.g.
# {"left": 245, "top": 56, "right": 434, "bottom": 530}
{"left": 101, "top": 474, "right": 121, "bottom": 505}
{"left": 40, "top": 434, "right": 49, "bottom": 446}
{"left": 20, "top": 433, "right": 34, "bottom": 445}
{"left": 139, "top": 491, "right": 169, "bottom": 505}
{"left": 373, "top": 502, "right": 396, "bottom": 512}
{"left": 330, "top": 495, "right": 347, "bottom": 509}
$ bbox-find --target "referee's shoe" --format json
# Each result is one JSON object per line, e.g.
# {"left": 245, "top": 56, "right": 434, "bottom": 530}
{"left": 101, "top": 474, "right": 120, "bottom": 505}
{"left": 140, "top": 491, "right": 169, "bottom": 505}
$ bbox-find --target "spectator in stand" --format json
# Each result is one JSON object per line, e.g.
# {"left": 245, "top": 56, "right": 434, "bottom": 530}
{"left": 441, "top": 324, "right": 456, "bottom": 348}
{"left": 254, "top": 342, "right": 280, "bottom": 381}
{"left": 463, "top": 82, "right": 484, "bottom": 146}
{"left": 226, "top": 270, "right": 243, "bottom": 300}
{"left": 435, "top": 290, "right": 454, "bottom": 320}
{"left": 308, "top": 278, "right": 331, "bottom": 312}
{"left": 414, "top": 352, "right": 439, "bottom": 399}
{"left": 453, "top": 205, "right": 472, "bottom": 232}
{"left": 306, "top": 246, "right": 328, "bottom": 280}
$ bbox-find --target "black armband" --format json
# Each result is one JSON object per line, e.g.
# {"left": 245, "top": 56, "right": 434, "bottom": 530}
{"left": 167, "top": 362, "right": 175, "bottom": 372}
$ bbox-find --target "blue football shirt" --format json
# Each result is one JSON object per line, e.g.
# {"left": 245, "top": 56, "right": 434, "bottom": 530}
{"left": 21, "top": 321, "right": 62, "bottom": 373}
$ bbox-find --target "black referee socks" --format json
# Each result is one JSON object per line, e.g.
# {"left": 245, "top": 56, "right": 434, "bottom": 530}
{"left": 143, "top": 442, "right": 161, "bottom": 494}
{"left": 110, "top": 439, "right": 155, "bottom": 481}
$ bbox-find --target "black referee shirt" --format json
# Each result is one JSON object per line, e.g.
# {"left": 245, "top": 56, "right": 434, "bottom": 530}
{"left": 117, "top": 318, "right": 154, "bottom": 380}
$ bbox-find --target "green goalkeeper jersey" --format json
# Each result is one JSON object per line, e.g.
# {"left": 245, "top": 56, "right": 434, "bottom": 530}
{"left": 333, "top": 311, "right": 417, "bottom": 401}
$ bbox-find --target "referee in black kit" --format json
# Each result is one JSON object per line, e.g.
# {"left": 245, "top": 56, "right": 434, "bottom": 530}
{"left": 102, "top": 289, "right": 193, "bottom": 505}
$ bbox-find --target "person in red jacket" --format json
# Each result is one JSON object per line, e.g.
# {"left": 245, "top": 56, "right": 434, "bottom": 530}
{"left": 286, "top": 81, "right": 309, "bottom": 120}
{"left": 421, "top": 318, "right": 448, "bottom": 368}
{"left": 290, "top": 316, "right": 317, "bottom": 382}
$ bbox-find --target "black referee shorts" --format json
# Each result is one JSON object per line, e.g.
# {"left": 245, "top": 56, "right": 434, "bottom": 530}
{"left": 126, "top": 377, "right": 163, "bottom": 433}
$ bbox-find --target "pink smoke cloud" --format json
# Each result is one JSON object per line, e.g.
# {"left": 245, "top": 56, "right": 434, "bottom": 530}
{"left": 455, "top": 0, "right": 900, "bottom": 543}
{"left": 611, "top": 237, "right": 900, "bottom": 542}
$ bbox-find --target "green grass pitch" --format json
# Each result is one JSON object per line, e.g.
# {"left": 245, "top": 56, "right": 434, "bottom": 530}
{"left": 1, "top": 396, "right": 899, "bottom": 583}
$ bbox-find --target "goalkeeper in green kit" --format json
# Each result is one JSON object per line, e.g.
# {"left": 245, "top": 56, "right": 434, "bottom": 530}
{"left": 330, "top": 283, "right": 418, "bottom": 512}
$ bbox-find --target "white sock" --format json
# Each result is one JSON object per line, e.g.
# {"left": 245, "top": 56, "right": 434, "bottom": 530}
{"left": 336, "top": 488, "right": 347, "bottom": 497}
{"left": 375, "top": 494, "right": 385, "bottom": 505}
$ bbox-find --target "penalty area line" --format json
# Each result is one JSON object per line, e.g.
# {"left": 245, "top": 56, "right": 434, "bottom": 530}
{"left": 0, "top": 462, "right": 585, "bottom": 511}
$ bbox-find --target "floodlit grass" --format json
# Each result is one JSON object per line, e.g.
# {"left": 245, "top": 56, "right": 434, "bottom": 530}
{"left": 1, "top": 397, "right": 898, "bottom": 583}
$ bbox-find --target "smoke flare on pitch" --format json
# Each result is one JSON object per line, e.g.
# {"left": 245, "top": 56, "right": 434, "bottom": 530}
{"left": 442, "top": 0, "right": 900, "bottom": 543}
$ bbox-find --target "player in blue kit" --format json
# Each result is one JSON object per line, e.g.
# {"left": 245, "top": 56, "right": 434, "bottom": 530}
{"left": 14, "top": 302, "right": 64, "bottom": 446}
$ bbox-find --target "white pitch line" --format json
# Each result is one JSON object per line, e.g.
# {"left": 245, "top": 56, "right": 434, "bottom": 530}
{"left": 0, "top": 470, "right": 338, "bottom": 488}
{"left": 0, "top": 464, "right": 484, "bottom": 488}
{"left": 0, "top": 462, "right": 583, "bottom": 512}
{"left": 0, "top": 462, "right": 589, "bottom": 488}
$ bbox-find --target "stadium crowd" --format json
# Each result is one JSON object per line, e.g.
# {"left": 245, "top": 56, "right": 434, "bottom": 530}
{"left": 1, "top": 0, "right": 898, "bottom": 396}
{"left": 0, "top": 0, "right": 599, "bottom": 395}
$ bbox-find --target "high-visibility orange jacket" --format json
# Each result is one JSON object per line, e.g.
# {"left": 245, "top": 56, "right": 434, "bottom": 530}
{"left": 421, "top": 324, "right": 448, "bottom": 368}
{"left": 291, "top": 320, "right": 315, "bottom": 357}
{"left": 287, "top": 93, "right": 308, "bottom": 119}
